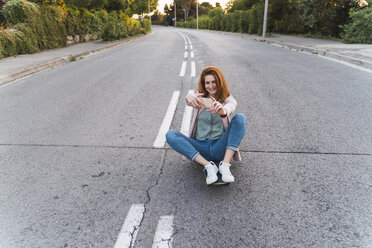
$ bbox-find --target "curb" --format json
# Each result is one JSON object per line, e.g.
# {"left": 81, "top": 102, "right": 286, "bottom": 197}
{"left": 0, "top": 32, "right": 153, "bottom": 87}
{"left": 264, "top": 39, "right": 372, "bottom": 70}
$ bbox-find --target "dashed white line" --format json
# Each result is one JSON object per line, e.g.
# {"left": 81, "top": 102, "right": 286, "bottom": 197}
{"left": 191, "top": 61, "right": 196, "bottom": 77}
{"left": 185, "top": 45, "right": 187, "bottom": 50}
{"left": 152, "top": 216, "right": 174, "bottom": 248}
{"left": 184, "top": 51, "right": 188, "bottom": 59}
{"left": 153, "top": 91, "right": 180, "bottom": 148}
{"left": 181, "top": 90, "right": 194, "bottom": 136}
{"left": 190, "top": 51, "right": 194, "bottom": 58}
{"left": 190, "top": 45, "right": 193, "bottom": 50}
{"left": 179, "top": 61, "right": 187, "bottom": 77}
{"left": 114, "top": 204, "right": 145, "bottom": 248}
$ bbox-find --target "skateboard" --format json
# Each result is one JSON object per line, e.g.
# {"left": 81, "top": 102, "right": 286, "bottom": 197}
{"left": 203, "top": 167, "right": 230, "bottom": 186}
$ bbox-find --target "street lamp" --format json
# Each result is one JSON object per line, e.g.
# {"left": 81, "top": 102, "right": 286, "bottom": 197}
{"left": 262, "top": 0, "right": 269, "bottom": 38}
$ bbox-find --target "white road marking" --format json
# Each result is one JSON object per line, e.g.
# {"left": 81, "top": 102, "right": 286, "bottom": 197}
{"left": 179, "top": 61, "right": 187, "bottom": 77}
{"left": 186, "top": 36, "right": 192, "bottom": 45}
{"left": 317, "top": 54, "right": 372, "bottom": 74}
{"left": 177, "top": 32, "right": 187, "bottom": 44}
{"left": 190, "top": 51, "right": 194, "bottom": 58}
{"left": 152, "top": 216, "right": 174, "bottom": 248}
{"left": 191, "top": 61, "right": 196, "bottom": 77}
{"left": 181, "top": 90, "right": 194, "bottom": 136}
{"left": 153, "top": 91, "right": 180, "bottom": 148}
{"left": 184, "top": 51, "right": 188, "bottom": 59}
{"left": 185, "top": 45, "right": 187, "bottom": 50}
{"left": 190, "top": 45, "right": 193, "bottom": 50}
{"left": 114, "top": 204, "right": 145, "bottom": 248}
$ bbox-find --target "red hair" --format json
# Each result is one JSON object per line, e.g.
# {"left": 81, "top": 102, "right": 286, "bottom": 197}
{"left": 198, "top": 66, "right": 230, "bottom": 103}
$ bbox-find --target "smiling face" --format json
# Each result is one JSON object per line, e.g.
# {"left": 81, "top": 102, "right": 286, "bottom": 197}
{"left": 204, "top": 74, "right": 217, "bottom": 97}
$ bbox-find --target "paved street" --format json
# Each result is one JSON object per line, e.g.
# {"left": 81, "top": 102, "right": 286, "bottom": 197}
{"left": 0, "top": 27, "right": 371, "bottom": 247}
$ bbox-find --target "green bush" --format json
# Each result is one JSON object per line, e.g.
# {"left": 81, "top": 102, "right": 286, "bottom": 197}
{"left": 248, "top": 3, "right": 264, "bottom": 35}
{"left": 142, "top": 18, "right": 151, "bottom": 33}
{"left": 198, "top": 15, "right": 210, "bottom": 29}
{"left": 274, "top": 13, "right": 305, "bottom": 34}
{"left": 0, "top": 0, "right": 150, "bottom": 58}
{"left": 238, "top": 10, "right": 249, "bottom": 33}
{"left": 341, "top": 7, "right": 372, "bottom": 44}
{"left": 208, "top": 7, "right": 223, "bottom": 30}
{"left": 2, "top": 0, "right": 38, "bottom": 25}
{"left": 231, "top": 11, "right": 240, "bottom": 32}
{"left": 222, "top": 13, "right": 232, "bottom": 32}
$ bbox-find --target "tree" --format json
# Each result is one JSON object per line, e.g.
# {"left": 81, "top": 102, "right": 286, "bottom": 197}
{"left": 129, "top": 0, "right": 158, "bottom": 15}
{"left": 299, "top": 0, "right": 362, "bottom": 36}
{"left": 199, "top": 1, "right": 212, "bottom": 15}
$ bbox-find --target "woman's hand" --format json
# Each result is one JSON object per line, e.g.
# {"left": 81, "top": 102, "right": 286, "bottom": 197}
{"left": 185, "top": 92, "right": 205, "bottom": 108}
{"left": 207, "top": 96, "right": 227, "bottom": 116}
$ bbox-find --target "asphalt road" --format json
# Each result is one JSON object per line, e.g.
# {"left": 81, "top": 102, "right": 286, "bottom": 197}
{"left": 0, "top": 26, "right": 371, "bottom": 248}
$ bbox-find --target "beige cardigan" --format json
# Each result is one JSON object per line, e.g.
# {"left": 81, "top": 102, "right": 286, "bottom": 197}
{"left": 185, "top": 94, "right": 242, "bottom": 161}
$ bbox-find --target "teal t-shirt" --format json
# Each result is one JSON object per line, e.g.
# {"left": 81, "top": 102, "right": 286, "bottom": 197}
{"left": 195, "top": 108, "right": 224, "bottom": 140}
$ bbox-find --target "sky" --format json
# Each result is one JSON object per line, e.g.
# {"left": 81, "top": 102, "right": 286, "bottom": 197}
{"left": 157, "top": 0, "right": 230, "bottom": 12}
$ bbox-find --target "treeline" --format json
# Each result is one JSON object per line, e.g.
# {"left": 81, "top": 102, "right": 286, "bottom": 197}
{"left": 154, "top": 0, "right": 372, "bottom": 44}
{"left": 0, "top": 0, "right": 153, "bottom": 58}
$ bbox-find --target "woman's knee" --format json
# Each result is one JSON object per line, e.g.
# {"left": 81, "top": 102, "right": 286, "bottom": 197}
{"left": 232, "top": 113, "right": 247, "bottom": 126}
{"left": 166, "top": 129, "right": 181, "bottom": 143}
{"left": 166, "top": 129, "right": 176, "bottom": 141}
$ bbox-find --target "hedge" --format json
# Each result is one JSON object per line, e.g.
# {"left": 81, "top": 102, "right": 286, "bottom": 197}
{"left": 0, "top": 0, "right": 150, "bottom": 58}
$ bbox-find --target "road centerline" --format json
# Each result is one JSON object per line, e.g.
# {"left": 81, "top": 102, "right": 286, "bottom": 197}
{"left": 153, "top": 91, "right": 180, "bottom": 148}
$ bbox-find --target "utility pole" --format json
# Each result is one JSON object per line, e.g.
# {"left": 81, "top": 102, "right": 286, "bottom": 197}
{"left": 183, "top": 8, "right": 186, "bottom": 21}
{"left": 262, "top": 0, "right": 269, "bottom": 38}
{"left": 196, "top": 0, "right": 198, "bottom": 30}
{"left": 148, "top": 0, "right": 151, "bottom": 22}
{"left": 174, "top": 1, "right": 177, "bottom": 27}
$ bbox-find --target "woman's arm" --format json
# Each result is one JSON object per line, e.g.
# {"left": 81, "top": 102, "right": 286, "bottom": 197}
{"left": 185, "top": 91, "right": 205, "bottom": 108}
{"left": 222, "top": 95, "right": 237, "bottom": 117}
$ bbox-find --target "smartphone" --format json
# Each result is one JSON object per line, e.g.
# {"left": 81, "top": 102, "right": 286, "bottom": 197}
{"left": 200, "top": 97, "right": 213, "bottom": 108}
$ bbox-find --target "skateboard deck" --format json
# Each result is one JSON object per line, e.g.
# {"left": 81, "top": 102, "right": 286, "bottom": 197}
{"left": 204, "top": 169, "right": 230, "bottom": 186}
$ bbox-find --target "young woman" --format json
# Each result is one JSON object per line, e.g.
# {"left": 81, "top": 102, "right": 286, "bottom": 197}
{"left": 166, "top": 66, "right": 247, "bottom": 185}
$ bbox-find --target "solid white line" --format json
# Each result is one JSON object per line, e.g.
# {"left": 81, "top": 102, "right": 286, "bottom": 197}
{"left": 191, "top": 61, "right": 196, "bottom": 77}
{"left": 190, "top": 51, "right": 194, "bottom": 58}
{"left": 152, "top": 216, "right": 174, "bottom": 248}
{"left": 179, "top": 61, "right": 187, "bottom": 77}
{"left": 316, "top": 55, "right": 372, "bottom": 74}
{"left": 153, "top": 91, "right": 180, "bottom": 148}
{"left": 177, "top": 32, "right": 187, "bottom": 44}
{"left": 181, "top": 90, "right": 194, "bottom": 136}
{"left": 190, "top": 45, "right": 193, "bottom": 50}
{"left": 184, "top": 51, "right": 188, "bottom": 59}
{"left": 114, "top": 204, "right": 145, "bottom": 248}
{"left": 186, "top": 35, "right": 192, "bottom": 45}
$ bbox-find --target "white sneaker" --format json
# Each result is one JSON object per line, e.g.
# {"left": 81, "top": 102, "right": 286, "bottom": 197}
{"left": 219, "top": 162, "right": 235, "bottom": 183}
{"left": 204, "top": 162, "right": 218, "bottom": 185}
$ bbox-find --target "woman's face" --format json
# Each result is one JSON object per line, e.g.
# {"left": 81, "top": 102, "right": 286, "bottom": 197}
{"left": 204, "top": 74, "right": 217, "bottom": 97}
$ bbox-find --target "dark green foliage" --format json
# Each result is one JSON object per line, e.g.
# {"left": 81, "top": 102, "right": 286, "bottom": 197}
{"left": 341, "top": 6, "right": 372, "bottom": 43}
{"left": 2, "top": 0, "right": 38, "bottom": 25}
{"left": 0, "top": 0, "right": 147, "bottom": 58}
{"left": 299, "top": 0, "right": 360, "bottom": 37}
{"left": 248, "top": 2, "right": 263, "bottom": 35}
{"left": 238, "top": 10, "right": 249, "bottom": 33}
{"left": 142, "top": 18, "right": 151, "bottom": 33}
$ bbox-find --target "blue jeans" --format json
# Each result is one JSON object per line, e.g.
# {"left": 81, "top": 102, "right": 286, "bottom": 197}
{"left": 166, "top": 113, "right": 247, "bottom": 161}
